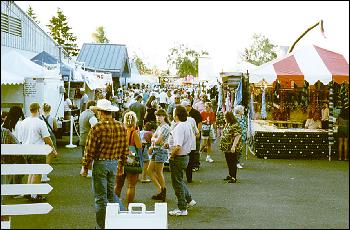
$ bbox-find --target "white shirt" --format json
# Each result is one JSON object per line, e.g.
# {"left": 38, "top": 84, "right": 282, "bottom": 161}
{"left": 169, "top": 121, "right": 193, "bottom": 156}
{"left": 187, "top": 117, "right": 198, "bottom": 151}
{"left": 159, "top": 91, "right": 168, "bottom": 104}
{"left": 19, "top": 116, "right": 50, "bottom": 145}
{"left": 64, "top": 98, "right": 72, "bottom": 111}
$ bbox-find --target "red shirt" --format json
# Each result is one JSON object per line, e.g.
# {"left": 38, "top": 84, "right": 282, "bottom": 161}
{"left": 200, "top": 111, "right": 216, "bottom": 124}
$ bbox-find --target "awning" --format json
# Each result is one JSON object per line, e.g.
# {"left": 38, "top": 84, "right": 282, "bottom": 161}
{"left": 250, "top": 45, "right": 349, "bottom": 86}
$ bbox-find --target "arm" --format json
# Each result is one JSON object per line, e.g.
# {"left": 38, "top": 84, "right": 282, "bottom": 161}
{"left": 53, "top": 118, "right": 58, "bottom": 131}
{"left": 133, "top": 130, "right": 142, "bottom": 148}
{"left": 230, "top": 134, "right": 241, "bottom": 153}
{"left": 43, "top": 136, "right": 58, "bottom": 156}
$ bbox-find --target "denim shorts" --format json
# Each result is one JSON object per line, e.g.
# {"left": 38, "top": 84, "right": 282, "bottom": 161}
{"left": 151, "top": 147, "right": 168, "bottom": 163}
{"left": 142, "top": 144, "right": 151, "bottom": 162}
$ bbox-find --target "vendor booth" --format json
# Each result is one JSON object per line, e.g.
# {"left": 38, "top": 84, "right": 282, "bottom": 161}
{"left": 248, "top": 45, "right": 349, "bottom": 160}
{"left": 1, "top": 50, "right": 64, "bottom": 119}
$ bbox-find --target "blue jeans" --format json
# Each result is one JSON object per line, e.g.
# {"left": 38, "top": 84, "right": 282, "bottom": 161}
{"left": 92, "top": 160, "right": 125, "bottom": 229}
{"left": 169, "top": 156, "right": 193, "bottom": 210}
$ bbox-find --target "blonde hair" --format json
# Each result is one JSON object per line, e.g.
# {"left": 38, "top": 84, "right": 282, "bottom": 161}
{"left": 123, "top": 111, "right": 138, "bottom": 128}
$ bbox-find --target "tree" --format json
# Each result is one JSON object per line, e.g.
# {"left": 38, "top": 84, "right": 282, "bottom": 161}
{"left": 241, "top": 33, "right": 278, "bottom": 66}
{"left": 166, "top": 44, "right": 209, "bottom": 77}
{"left": 47, "top": 8, "right": 79, "bottom": 57}
{"left": 133, "top": 55, "right": 151, "bottom": 75}
{"left": 92, "top": 26, "right": 109, "bottom": 43}
{"left": 27, "top": 5, "right": 40, "bottom": 25}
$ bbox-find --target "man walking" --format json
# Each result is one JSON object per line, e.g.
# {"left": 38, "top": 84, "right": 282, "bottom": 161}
{"left": 168, "top": 105, "right": 196, "bottom": 216}
{"left": 79, "top": 100, "right": 97, "bottom": 177}
{"left": 81, "top": 99, "right": 128, "bottom": 229}
{"left": 20, "top": 103, "right": 57, "bottom": 202}
{"left": 129, "top": 95, "right": 146, "bottom": 130}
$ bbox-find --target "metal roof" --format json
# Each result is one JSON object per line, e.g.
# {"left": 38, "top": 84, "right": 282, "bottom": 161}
{"left": 76, "top": 43, "right": 130, "bottom": 76}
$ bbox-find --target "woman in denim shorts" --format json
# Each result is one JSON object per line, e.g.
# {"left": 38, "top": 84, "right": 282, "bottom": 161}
{"left": 147, "top": 109, "right": 170, "bottom": 202}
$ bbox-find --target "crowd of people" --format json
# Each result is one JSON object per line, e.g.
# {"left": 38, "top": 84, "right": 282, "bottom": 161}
{"left": 1, "top": 82, "right": 348, "bottom": 229}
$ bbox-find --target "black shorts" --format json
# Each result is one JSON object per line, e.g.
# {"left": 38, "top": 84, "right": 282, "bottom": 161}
{"left": 25, "top": 155, "right": 46, "bottom": 164}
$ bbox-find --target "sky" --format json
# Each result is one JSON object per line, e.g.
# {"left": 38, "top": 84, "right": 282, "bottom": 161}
{"left": 16, "top": 1, "right": 349, "bottom": 73}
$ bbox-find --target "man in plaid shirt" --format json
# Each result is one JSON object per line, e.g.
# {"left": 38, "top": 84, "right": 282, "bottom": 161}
{"left": 81, "top": 99, "right": 128, "bottom": 229}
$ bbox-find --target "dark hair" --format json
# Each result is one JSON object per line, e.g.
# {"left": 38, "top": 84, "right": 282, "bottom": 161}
{"left": 155, "top": 108, "right": 170, "bottom": 124}
{"left": 3, "top": 106, "right": 25, "bottom": 131}
{"left": 146, "top": 95, "right": 156, "bottom": 108}
{"left": 224, "top": 111, "right": 237, "bottom": 125}
{"left": 143, "top": 122, "right": 153, "bottom": 131}
{"left": 174, "top": 105, "right": 188, "bottom": 122}
{"left": 86, "top": 100, "right": 96, "bottom": 110}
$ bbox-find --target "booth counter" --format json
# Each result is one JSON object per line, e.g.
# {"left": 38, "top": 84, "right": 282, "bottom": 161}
{"left": 251, "top": 120, "right": 337, "bottom": 159}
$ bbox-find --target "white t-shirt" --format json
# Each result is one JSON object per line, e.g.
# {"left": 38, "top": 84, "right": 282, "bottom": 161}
{"left": 187, "top": 117, "right": 198, "bottom": 151}
{"left": 64, "top": 98, "right": 72, "bottom": 111}
{"left": 20, "top": 116, "right": 50, "bottom": 145}
{"left": 169, "top": 121, "right": 193, "bottom": 156}
{"left": 159, "top": 91, "right": 168, "bottom": 104}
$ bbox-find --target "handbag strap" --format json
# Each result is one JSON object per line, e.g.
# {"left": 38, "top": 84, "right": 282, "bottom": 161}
{"left": 41, "top": 115, "right": 54, "bottom": 133}
{"left": 129, "top": 129, "right": 135, "bottom": 146}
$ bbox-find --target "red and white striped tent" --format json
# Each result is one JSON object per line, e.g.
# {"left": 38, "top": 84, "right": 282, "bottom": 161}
{"left": 249, "top": 45, "right": 349, "bottom": 87}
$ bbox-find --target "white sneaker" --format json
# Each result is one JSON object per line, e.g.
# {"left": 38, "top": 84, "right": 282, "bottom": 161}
{"left": 87, "top": 170, "right": 92, "bottom": 178}
{"left": 237, "top": 163, "right": 243, "bottom": 169}
{"left": 206, "top": 156, "right": 214, "bottom": 163}
{"left": 169, "top": 209, "right": 188, "bottom": 216}
{"left": 41, "top": 174, "right": 50, "bottom": 182}
{"left": 187, "top": 200, "right": 197, "bottom": 208}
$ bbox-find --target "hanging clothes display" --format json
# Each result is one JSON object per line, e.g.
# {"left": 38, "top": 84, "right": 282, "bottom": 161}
{"left": 234, "top": 80, "right": 242, "bottom": 107}
{"left": 261, "top": 87, "right": 267, "bottom": 119}
{"left": 248, "top": 92, "right": 255, "bottom": 138}
{"left": 217, "top": 85, "right": 223, "bottom": 112}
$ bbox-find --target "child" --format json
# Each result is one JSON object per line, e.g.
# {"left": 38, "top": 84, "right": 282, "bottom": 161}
{"left": 139, "top": 122, "right": 153, "bottom": 182}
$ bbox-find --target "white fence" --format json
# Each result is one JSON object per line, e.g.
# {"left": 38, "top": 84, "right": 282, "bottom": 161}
{"left": 105, "top": 203, "right": 167, "bottom": 229}
{"left": 1, "top": 144, "right": 53, "bottom": 229}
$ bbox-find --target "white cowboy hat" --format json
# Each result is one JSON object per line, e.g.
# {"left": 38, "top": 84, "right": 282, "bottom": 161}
{"left": 91, "top": 99, "right": 119, "bottom": 112}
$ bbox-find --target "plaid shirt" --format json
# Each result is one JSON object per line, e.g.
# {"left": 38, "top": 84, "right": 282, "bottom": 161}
{"left": 153, "top": 123, "right": 170, "bottom": 147}
{"left": 82, "top": 117, "right": 128, "bottom": 169}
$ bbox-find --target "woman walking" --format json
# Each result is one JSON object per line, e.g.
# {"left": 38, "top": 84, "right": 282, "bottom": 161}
{"left": 200, "top": 102, "right": 216, "bottom": 163}
{"left": 147, "top": 109, "right": 170, "bottom": 202}
{"left": 115, "top": 111, "right": 143, "bottom": 208}
{"left": 219, "top": 111, "right": 242, "bottom": 183}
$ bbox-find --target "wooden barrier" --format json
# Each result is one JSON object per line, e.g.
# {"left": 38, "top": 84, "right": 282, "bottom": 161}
{"left": 105, "top": 203, "right": 167, "bottom": 229}
{"left": 1, "top": 144, "right": 53, "bottom": 229}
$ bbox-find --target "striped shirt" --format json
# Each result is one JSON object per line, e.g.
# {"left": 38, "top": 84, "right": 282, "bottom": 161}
{"left": 82, "top": 117, "right": 128, "bottom": 170}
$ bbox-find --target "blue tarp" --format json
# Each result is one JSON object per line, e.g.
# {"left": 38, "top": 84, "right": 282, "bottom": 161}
{"left": 31, "top": 51, "right": 73, "bottom": 77}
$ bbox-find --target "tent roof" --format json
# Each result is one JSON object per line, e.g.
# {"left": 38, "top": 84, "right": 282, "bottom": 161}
{"left": 31, "top": 51, "right": 73, "bottom": 77}
{"left": 76, "top": 43, "right": 130, "bottom": 77}
{"left": 1, "top": 50, "right": 60, "bottom": 85}
{"left": 250, "top": 45, "right": 349, "bottom": 85}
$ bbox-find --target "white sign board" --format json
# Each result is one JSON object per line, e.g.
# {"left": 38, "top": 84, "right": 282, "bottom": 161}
{"left": 105, "top": 203, "right": 167, "bottom": 229}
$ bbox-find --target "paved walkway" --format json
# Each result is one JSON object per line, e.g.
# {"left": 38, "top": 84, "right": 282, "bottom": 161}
{"left": 8, "top": 136, "right": 349, "bottom": 229}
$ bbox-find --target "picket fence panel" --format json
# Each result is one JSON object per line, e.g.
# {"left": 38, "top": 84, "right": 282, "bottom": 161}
{"left": 1, "top": 144, "right": 53, "bottom": 229}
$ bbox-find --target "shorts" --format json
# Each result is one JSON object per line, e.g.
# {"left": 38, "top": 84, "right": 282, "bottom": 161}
{"left": 142, "top": 144, "right": 151, "bottom": 162}
{"left": 25, "top": 155, "right": 46, "bottom": 164}
{"left": 151, "top": 147, "right": 168, "bottom": 163}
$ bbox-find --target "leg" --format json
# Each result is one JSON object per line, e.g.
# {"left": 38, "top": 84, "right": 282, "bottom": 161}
{"left": 224, "top": 152, "right": 237, "bottom": 179}
{"left": 125, "top": 173, "right": 139, "bottom": 208}
{"left": 141, "top": 161, "right": 150, "bottom": 180}
{"left": 114, "top": 173, "right": 126, "bottom": 198}
{"left": 186, "top": 151, "right": 195, "bottom": 182}
{"left": 338, "top": 137, "right": 343, "bottom": 160}
{"left": 106, "top": 160, "right": 125, "bottom": 211}
{"left": 344, "top": 138, "right": 348, "bottom": 160}
{"left": 148, "top": 161, "right": 161, "bottom": 193}
{"left": 91, "top": 161, "right": 108, "bottom": 229}
{"left": 169, "top": 156, "right": 190, "bottom": 211}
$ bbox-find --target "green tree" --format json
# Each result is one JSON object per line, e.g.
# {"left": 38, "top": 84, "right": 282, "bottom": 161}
{"left": 92, "top": 26, "right": 109, "bottom": 43}
{"left": 166, "top": 44, "right": 209, "bottom": 77}
{"left": 133, "top": 55, "right": 151, "bottom": 75}
{"left": 27, "top": 5, "right": 40, "bottom": 25}
{"left": 241, "top": 33, "right": 278, "bottom": 66}
{"left": 47, "top": 8, "right": 79, "bottom": 57}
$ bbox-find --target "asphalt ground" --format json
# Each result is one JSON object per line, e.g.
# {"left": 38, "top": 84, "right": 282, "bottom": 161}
{"left": 6, "top": 136, "right": 349, "bottom": 229}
